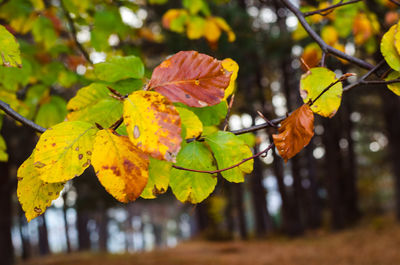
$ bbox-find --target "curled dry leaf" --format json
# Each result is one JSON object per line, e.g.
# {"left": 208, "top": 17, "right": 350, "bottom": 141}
{"left": 91, "top": 129, "right": 149, "bottom": 203}
{"left": 147, "top": 51, "right": 232, "bottom": 107}
{"left": 272, "top": 104, "right": 314, "bottom": 162}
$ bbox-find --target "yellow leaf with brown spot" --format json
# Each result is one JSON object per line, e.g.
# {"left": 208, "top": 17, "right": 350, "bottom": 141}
{"left": 222, "top": 58, "right": 239, "bottom": 99}
{"left": 34, "top": 121, "right": 98, "bottom": 183}
{"left": 17, "top": 153, "right": 64, "bottom": 222}
{"left": 92, "top": 129, "right": 149, "bottom": 203}
{"left": 123, "top": 91, "right": 182, "bottom": 162}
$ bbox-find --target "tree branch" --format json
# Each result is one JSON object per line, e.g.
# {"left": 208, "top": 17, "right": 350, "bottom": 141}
{"left": 281, "top": 0, "right": 374, "bottom": 70}
{"left": 60, "top": 0, "right": 92, "bottom": 64}
{"left": 303, "top": 0, "right": 362, "bottom": 17}
{"left": 172, "top": 143, "right": 274, "bottom": 174}
{"left": 0, "top": 100, "right": 45, "bottom": 133}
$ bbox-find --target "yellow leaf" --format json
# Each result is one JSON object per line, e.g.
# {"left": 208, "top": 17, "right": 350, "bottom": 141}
{"left": 394, "top": 21, "right": 400, "bottom": 56}
{"left": 222, "top": 58, "right": 239, "bottom": 99}
{"left": 17, "top": 154, "right": 64, "bottom": 222}
{"left": 123, "top": 91, "right": 182, "bottom": 162}
{"left": 381, "top": 24, "right": 400, "bottom": 71}
{"left": 321, "top": 25, "right": 338, "bottom": 46}
{"left": 301, "top": 43, "right": 322, "bottom": 70}
{"left": 300, "top": 67, "right": 342, "bottom": 118}
{"left": 353, "top": 13, "right": 373, "bottom": 45}
{"left": 385, "top": 71, "right": 400, "bottom": 96}
{"left": 204, "top": 17, "right": 221, "bottom": 43}
{"left": 34, "top": 121, "right": 98, "bottom": 183}
{"left": 214, "top": 17, "right": 235, "bottom": 42}
{"left": 186, "top": 16, "right": 205, "bottom": 39}
{"left": 176, "top": 107, "right": 203, "bottom": 139}
{"left": 92, "top": 129, "right": 149, "bottom": 203}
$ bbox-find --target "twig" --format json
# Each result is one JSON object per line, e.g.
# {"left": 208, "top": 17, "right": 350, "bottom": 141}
{"left": 172, "top": 143, "right": 274, "bottom": 174}
{"left": 0, "top": 100, "right": 45, "bottom": 133}
{"left": 303, "top": 0, "right": 361, "bottom": 17}
{"left": 389, "top": 0, "right": 400, "bottom": 6}
{"left": 281, "top": 0, "right": 374, "bottom": 70}
{"left": 223, "top": 94, "right": 235, "bottom": 131}
{"left": 60, "top": 0, "right": 92, "bottom": 64}
{"left": 343, "top": 60, "right": 385, "bottom": 91}
{"left": 110, "top": 117, "right": 124, "bottom": 131}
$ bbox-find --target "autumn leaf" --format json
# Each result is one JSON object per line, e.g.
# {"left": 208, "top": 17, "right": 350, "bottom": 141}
{"left": 321, "top": 25, "right": 339, "bottom": 46}
{"left": 17, "top": 154, "right": 64, "bottom": 222}
{"left": 300, "top": 67, "right": 343, "bottom": 118}
{"left": 123, "top": 91, "right": 182, "bottom": 162}
{"left": 34, "top": 121, "right": 98, "bottom": 183}
{"left": 301, "top": 43, "right": 322, "bottom": 70}
{"left": 141, "top": 158, "right": 171, "bottom": 199}
{"left": 162, "top": 9, "right": 188, "bottom": 33}
{"left": 272, "top": 104, "right": 314, "bottom": 162}
{"left": 381, "top": 24, "right": 400, "bottom": 72}
{"left": 353, "top": 13, "right": 373, "bottom": 45}
{"left": 222, "top": 58, "right": 239, "bottom": 99}
{"left": 204, "top": 17, "right": 221, "bottom": 43}
{"left": 385, "top": 71, "right": 400, "bottom": 96}
{"left": 187, "top": 16, "right": 205, "bottom": 39}
{"left": 147, "top": 51, "right": 232, "bottom": 107}
{"left": 91, "top": 129, "right": 149, "bottom": 203}
{"left": 0, "top": 135, "right": 7, "bottom": 162}
{"left": 205, "top": 131, "right": 253, "bottom": 183}
{"left": 169, "top": 141, "right": 217, "bottom": 203}
{"left": 176, "top": 107, "right": 203, "bottom": 139}
{"left": 0, "top": 25, "right": 22, "bottom": 68}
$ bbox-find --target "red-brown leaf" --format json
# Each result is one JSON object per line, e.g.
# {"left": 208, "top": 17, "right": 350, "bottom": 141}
{"left": 272, "top": 104, "right": 314, "bottom": 162}
{"left": 147, "top": 51, "right": 232, "bottom": 107}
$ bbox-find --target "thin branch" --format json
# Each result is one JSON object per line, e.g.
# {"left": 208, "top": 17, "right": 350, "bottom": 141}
{"left": 303, "top": 0, "right": 361, "bottom": 17}
{"left": 172, "top": 143, "right": 274, "bottom": 174}
{"left": 389, "top": 0, "right": 400, "bottom": 6}
{"left": 0, "top": 100, "right": 45, "bottom": 133}
{"left": 281, "top": 0, "right": 374, "bottom": 70}
{"left": 223, "top": 94, "right": 235, "bottom": 131}
{"left": 60, "top": 0, "right": 92, "bottom": 64}
{"left": 343, "top": 60, "right": 385, "bottom": 91}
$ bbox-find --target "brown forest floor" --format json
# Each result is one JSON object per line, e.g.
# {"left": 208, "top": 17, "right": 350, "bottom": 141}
{"left": 19, "top": 216, "right": 400, "bottom": 265}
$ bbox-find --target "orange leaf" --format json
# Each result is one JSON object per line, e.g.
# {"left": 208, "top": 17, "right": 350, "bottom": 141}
{"left": 147, "top": 51, "right": 232, "bottom": 107}
{"left": 272, "top": 104, "right": 314, "bottom": 162}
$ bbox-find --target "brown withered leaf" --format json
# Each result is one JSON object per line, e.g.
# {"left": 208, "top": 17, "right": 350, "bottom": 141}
{"left": 272, "top": 104, "right": 314, "bottom": 162}
{"left": 147, "top": 51, "right": 232, "bottom": 107}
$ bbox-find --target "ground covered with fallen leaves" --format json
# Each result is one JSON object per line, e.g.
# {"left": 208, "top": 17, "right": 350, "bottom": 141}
{"left": 19, "top": 216, "right": 400, "bottom": 265}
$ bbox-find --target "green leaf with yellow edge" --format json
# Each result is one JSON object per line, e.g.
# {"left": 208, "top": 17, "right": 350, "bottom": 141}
{"left": 205, "top": 131, "right": 253, "bottom": 183}
{"left": 385, "top": 71, "right": 400, "bottom": 96}
{"left": 300, "top": 67, "right": 342, "bottom": 118}
{"left": 222, "top": 58, "right": 238, "bottom": 99}
{"left": 123, "top": 91, "right": 182, "bottom": 162}
{"left": 0, "top": 25, "right": 22, "bottom": 67}
{"left": 34, "top": 121, "right": 98, "bottom": 183}
{"left": 92, "top": 129, "right": 149, "bottom": 203}
{"left": 94, "top": 56, "right": 144, "bottom": 82}
{"left": 0, "top": 134, "right": 8, "bottom": 162}
{"left": 67, "top": 83, "right": 123, "bottom": 128}
{"left": 176, "top": 107, "right": 203, "bottom": 139}
{"left": 186, "top": 16, "right": 205, "bottom": 39}
{"left": 35, "top": 96, "right": 67, "bottom": 129}
{"left": 381, "top": 24, "right": 400, "bottom": 72}
{"left": 169, "top": 141, "right": 217, "bottom": 203}
{"left": 17, "top": 154, "right": 64, "bottom": 222}
{"left": 236, "top": 132, "right": 256, "bottom": 148}
{"left": 141, "top": 157, "right": 171, "bottom": 199}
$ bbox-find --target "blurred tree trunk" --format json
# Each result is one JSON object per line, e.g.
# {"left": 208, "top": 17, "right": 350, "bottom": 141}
{"left": 380, "top": 88, "right": 400, "bottom": 220}
{"left": 98, "top": 209, "right": 108, "bottom": 252}
{"left": 195, "top": 202, "right": 209, "bottom": 233}
{"left": 233, "top": 183, "right": 248, "bottom": 239}
{"left": 18, "top": 207, "right": 31, "bottom": 260}
{"left": 0, "top": 161, "right": 14, "bottom": 265}
{"left": 62, "top": 192, "right": 71, "bottom": 253}
{"left": 38, "top": 215, "right": 50, "bottom": 255}
{"left": 77, "top": 210, "right": 91, "bottom": 251}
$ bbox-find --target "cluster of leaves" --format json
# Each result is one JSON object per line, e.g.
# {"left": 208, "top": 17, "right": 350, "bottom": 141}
{"left": 296, "top": 0, "right": 384, "bottom": 68}
{"left": 381, "top": 19, "right": 400, "bottom": 96}
{"left": 16, "top": 50, "right": 258, "bottom": 222}
{"left": 161, "top": 0, "right": 235, "bottom": 46}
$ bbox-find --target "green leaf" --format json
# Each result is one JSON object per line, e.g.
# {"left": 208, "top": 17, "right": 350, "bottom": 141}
{"left": 0, "top": 134, "right": 8, "bottom": 162}
{"left": 32, "top": 16, "right": 58, "bottom": 49}
{"left": 236, "top": 132, "right": 256, "bottom": 148}
{"left": 141, "top": 157, "right": 171, "bottom": 199}
{"left": 300, "top": 67, "right": 342, "bottom": 118}
{"left": 169, "top": 141, "right": 217, "bottom": 203}
{"left": 35, "top": 96, "right": 67, "bottom": 128}
{"left": 205, "top": 131, "right": 253, "bottom": 183}
{"left": 176, "top": 100, "right": 228, "bottom": 126}
{"left": 94, "top": 56, "right": 144, "bottom": 82}
{"left": 0, "top": 25, "right": 22, "bottom": 67}
{"left": 33, "top": 121, "right": 98, "bottom": 183}
{"left": 17, "top": 154, "right": 64, "bottom": 222}
{"left": 381, "top": 25, "right": 400, "bottom": 72}
{"left": 67, "top": 83, "right": 124, "bottom": 128}
{"left": 176, "top": 107, "right": 203, "bottom": 139}
{"left": 0, "top": 58, "right": 32, "bottom": 91}
{"left": 385, "top": 71, "right": 400, "bottom": 96}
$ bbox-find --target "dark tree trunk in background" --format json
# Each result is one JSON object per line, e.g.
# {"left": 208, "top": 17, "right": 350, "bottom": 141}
{"left": 195, "top": 202, "right": 209, "bottom": 233}
{"left": 380, "top": 88, "right": 400, "bottom": 220}
{"left": 250, "top": 153, "right": 273, "bottom": 236}
{"left": 0, "top": 161, "right": 14, "bottom": 265}
{"left": 233, "top": 183, "right": 248, "bottom": 239}
{"left": 98, "top": 209, "right": 108, "bottom": 252}
{"left": 77, "top": 210, "right": 91, "bottom": 251}
{"left": 18, "top": 207, "right": 31, "bottom": 260}
{"left": 322, "top": 117, "right": 346, "bottom": 229}
{"left": 38, "top": 215, "right": 50, "bottom": 255}
{"left": 62, "top": 192, "right": 72, "bottom": 253}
